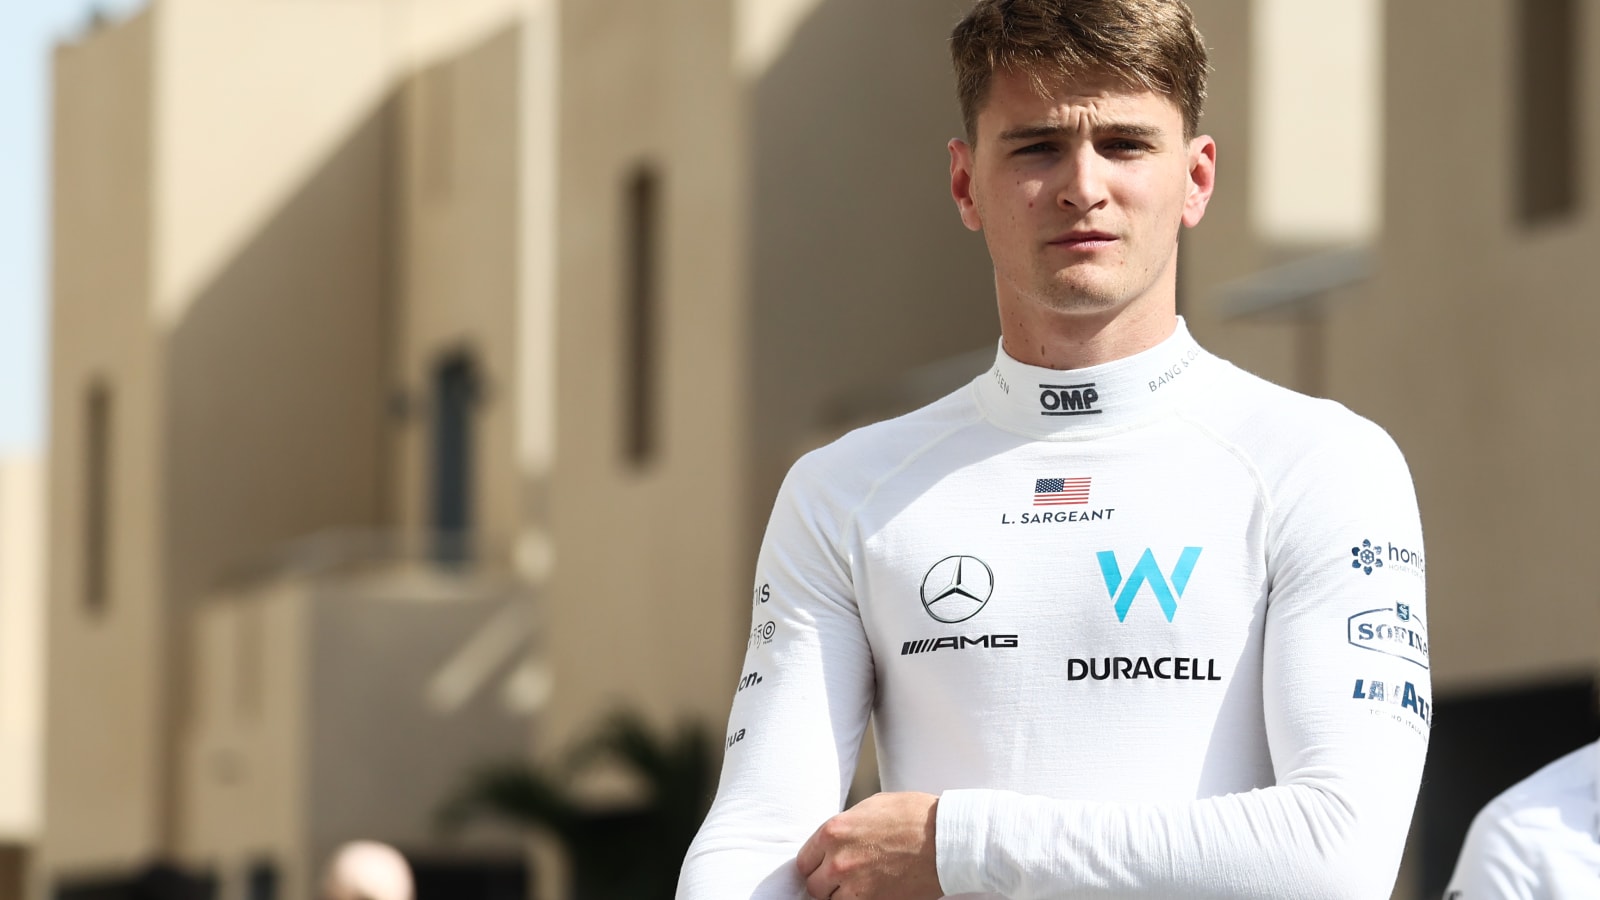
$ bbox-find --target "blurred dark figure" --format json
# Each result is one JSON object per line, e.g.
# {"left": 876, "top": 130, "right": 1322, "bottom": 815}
{"left": 128, "top": 863, "right": 211, "bottom": 900}
{"left": 439, "top": 709, "right": 713, "bottom": 900}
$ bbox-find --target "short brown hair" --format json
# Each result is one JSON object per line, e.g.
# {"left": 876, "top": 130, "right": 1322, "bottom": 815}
{"left": 951, "top": 0, "right": 1209, "bottom": 141}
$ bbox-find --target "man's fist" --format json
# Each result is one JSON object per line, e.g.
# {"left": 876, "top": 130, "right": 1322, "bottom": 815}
{"left": 796, "top": 792, "right": 943, "bottom": 900}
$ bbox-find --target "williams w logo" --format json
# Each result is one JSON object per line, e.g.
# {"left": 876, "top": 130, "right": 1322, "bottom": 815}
{"left": 1096, "top": 547, "right": 1203, "bottom": 622}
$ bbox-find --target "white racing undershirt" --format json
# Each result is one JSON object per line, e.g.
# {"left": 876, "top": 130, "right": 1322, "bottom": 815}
{"left": 678, "top": 320, "right": 1430, "bottom": 899}
{"left": 1444, "top": 741, "right": 1600, "bottom": 899}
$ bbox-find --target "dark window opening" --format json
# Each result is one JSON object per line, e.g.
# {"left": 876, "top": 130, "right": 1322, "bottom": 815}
{"left": 430, "top": 351, "right": 479, "bottom": 562}
{"left": 245, "top": 860, "right": 277, "bottom": 900}
{"left": 84, "top": 380, "right": 112, "bottom": 614}
{"left": 1416, "top": 675, "right": 1599, "bottom": 895}
{"left": 623, "top": 164, "right": 661, "bottom": 466}
{"left": 1516, "top": 0, "right": 1581, "bottom": 223}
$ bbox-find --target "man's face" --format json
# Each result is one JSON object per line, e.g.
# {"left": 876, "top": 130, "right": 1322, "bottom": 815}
{"left": 949, "top": 68, "right": 1214, "bottom": 321}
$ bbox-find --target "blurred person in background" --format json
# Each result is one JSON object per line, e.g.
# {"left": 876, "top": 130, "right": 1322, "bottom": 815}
{"left": 677, "top": 0, "right": 1429, "bottom": 898}
{"left": 320, "top": 841, "right": 414, "bottom": 900}
{"left": 129, "top": 863, "right": 210, "bottom": 900}
{"left": 1444, "top": 738, "right": 1600, "bottom": 898}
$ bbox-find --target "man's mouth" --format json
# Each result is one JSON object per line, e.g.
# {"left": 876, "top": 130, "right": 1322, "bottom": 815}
{"left": 1049, "top": 230, "right": 1118, "bottom": 249}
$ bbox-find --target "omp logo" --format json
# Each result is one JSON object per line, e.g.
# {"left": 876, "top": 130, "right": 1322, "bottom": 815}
{"left": 1097, "top": 547, "right": 1203, "bottom": 622}
{"left": 1038, "top": 383, "right": 1102, "bottom": 416}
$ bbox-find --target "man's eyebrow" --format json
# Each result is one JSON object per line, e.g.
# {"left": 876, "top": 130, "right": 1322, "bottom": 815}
{"left": 995, "top": 122, "right": 1166, "bottom": 143}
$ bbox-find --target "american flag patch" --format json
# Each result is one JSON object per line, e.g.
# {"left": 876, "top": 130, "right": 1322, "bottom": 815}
{"left": 1034, "top": 477, "right": 1091, "bottom": 506}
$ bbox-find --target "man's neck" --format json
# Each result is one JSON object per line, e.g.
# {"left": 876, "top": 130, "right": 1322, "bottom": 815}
{"left": 999, "top": 299, "right": 1178, "bottom": 371}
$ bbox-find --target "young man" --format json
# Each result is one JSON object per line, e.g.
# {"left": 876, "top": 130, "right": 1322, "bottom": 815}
{"left": 1444, "top": 739, "right": 1600, "bottom": 898}
{"left": 678, "top": 1, "right": 1429, "bottom": 897}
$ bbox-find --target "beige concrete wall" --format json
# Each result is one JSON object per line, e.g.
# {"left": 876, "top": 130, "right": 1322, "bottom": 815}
{"left": 154, "top": 0, "right": 397, "bottom": 859}
{"left": 744, "top": 0, "right": 997, "bottom": 519}
{"left": 1249, "top": 0, "right": 1382, "bottom": 247}
{"left": 1324, "top": 0, "right": 1600, "bottom": 691}
{"left": 156, "top": 5, "right": 394, "bottom": 595}
{"left": 180, "top": 582, "right": 310, "bottom": 899}
{"left": 0, "top": 457, "right": 44, "bottom": 843}
{"left": 544, "top": 0, "right": 748, "bottom": 757}
{"left": 42, "top": 8, "right": 168, "bottom": 878}
{"left": 1177, "top": 0, "right": 1307, "bottom": 391}
{"left": 306, "top": 576, "right": 532, "bottom": 875}
{"left": 180, "top": 573, "right": 531, "bottom": 900}
{"left": 391, "top": 25, "right": 524, "bottom": 553}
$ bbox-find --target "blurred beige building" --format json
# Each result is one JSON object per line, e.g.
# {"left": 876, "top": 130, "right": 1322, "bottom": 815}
{"left": 39, "top": 0, "right": 1598, "bottom": 899}
{"left": 0, "top": 456, "right": 45, "bottom": 900}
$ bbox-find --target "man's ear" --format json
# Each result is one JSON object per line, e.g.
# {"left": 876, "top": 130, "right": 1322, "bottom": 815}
{"left": 950, "top": 138, "right": 983, "bottom": 232}
{"left": 1182, "top": 135, "right": 1217, "bottom": 228}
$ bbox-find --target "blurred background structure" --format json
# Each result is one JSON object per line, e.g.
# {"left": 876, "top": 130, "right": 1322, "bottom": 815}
{"left": 2, "top": 0, "right": 1595, "bottom": 898}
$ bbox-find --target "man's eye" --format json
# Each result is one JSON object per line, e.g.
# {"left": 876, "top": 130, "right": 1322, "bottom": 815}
{"left": 1103, "top": 140, "right": 1148, "bottom": 154}
{"left": 1014, "top": 143, "right": 1054, "bottom": 155}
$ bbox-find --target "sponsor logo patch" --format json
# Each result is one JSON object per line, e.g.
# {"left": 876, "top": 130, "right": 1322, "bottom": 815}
{"left": 1350, "top": 538, "right": 1425, "bottom": 578}
{"left": 1348, "top": 606, "right": 1429, "bottom": 669}
{"left": 1039, "top": 383, "right": 1101, "bottom": 416}
{"left": 900, "top": 634, "right": 1019, "bottom": 656}
{"left": 920, "top": 555, "right": 995, "bottom": 623}
{"left": 1066, "top": 656, "right": 1223, "bottom": 681}
{"left": 1097, "top": 547, "right": 1203, "bottom": 622}
{"left": 1352, "top": 677, "right": 1432, "bottom": 734}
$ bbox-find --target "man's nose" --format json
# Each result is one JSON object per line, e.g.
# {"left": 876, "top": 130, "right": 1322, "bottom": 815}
{"left": 1056, "top": 148, "right": 1110, "bottom": 212}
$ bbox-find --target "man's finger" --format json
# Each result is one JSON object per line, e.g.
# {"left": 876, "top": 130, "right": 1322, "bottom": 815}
{"left": 795, "top": 826, "right": 826, "bottom": 877}
{"left": 803, "top": 865, "right": 837, "bottom": 900}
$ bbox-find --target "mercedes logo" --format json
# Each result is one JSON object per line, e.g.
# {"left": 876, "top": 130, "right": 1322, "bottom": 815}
{"left": 920, "top": 555, "right": 995, "bottom": 623}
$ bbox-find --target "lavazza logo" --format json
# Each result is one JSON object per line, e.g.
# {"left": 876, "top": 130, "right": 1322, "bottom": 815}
{"left": 1349, "top": 538, "right": 1425, "bottom": 578}
{"left": 901, "top": 555, "right": 1017, "bottom": 656}
{"left": 1351, "top": 676, "right": 1432, "bottom": 735}
{"left": 1038, "top": 382, "right": 1102, "bottom": 416}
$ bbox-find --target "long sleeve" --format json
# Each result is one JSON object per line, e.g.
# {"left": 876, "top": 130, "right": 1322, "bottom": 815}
{"left": 934, "top": 415, "right": 1430, "bottom": 898}
{"left": 677, "top": 455, "right": 875, "bottom": 900}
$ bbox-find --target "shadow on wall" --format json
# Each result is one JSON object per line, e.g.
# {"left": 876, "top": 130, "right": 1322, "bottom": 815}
{"left": 163, "top": 91, "right": 395, "bottom": 618}
{"left": 747, "top": 0, "right": 999, "bottom": 504}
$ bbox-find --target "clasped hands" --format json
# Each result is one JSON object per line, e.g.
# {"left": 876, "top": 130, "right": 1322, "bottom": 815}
{"left": 796, "top": 791, "right": 944, "bottom": 900}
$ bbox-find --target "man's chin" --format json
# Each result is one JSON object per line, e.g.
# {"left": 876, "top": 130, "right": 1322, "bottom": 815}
{"left": 1033, "top": 281, "right": 1126, "bottom": 315}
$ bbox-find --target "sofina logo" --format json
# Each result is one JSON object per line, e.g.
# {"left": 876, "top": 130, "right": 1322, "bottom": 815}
{"left": 1348, "top": 606, "right": 1429, "bottom": 669}
{"left": 1097, "top": 547, "right": 1203, "bottom": 622}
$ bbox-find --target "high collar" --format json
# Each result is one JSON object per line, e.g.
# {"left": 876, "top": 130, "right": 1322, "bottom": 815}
{"left": 974, "top": 317, "right": 1214, "bottom": 439}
